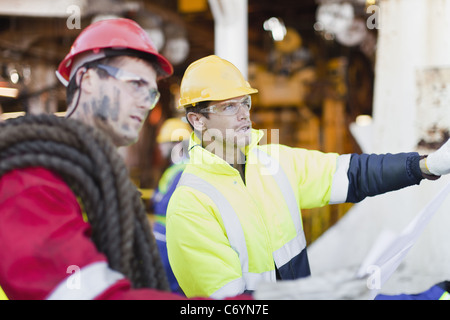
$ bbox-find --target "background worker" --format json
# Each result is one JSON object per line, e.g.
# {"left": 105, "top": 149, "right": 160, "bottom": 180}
{"left": 0, "top": 18, "right": 192, "bottom": 300}
{"left": 152, "top": 117, "right": 191, "bottom": 294}
{"left": 166, "top": 55, "right": 450, "bottom": 299}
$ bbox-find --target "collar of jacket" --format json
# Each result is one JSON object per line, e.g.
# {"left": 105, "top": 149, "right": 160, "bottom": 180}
{"left": 187, "top": 129, "right": 264, "bottom": 175}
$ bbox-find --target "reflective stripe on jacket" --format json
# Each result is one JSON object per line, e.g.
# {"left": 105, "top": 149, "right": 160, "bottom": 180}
{"left": 166, "top": 129, "right": 340, "bottom": 298}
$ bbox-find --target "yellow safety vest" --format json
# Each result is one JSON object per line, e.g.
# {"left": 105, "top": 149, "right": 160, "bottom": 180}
{"left": 167, "top": 129, "right": 339, "bottom": 298}
{"left": 0, "top": 286, "right": 7, "bottom": 300}
{"left": 440, "top": 291, "right": 450, "bottom": 300}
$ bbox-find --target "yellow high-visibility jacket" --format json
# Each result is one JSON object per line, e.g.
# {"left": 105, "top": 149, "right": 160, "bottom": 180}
{"left": 0, "top": 286, "right": 7, "bottom": 300}
{"left": 166, "top": 129, "right": 339, "bottom": 298}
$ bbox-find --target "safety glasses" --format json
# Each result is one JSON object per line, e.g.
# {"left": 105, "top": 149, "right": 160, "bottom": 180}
{"left": 200, "top": 95, "right": 252, "bottom": 116}
{"left": 96, "top": 64, "right": 160, "bottom": 110}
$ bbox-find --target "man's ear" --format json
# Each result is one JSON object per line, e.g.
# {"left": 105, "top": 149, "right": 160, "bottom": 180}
{"left": 187, "top": 112, "right": 205, "bottom": 131}
{"left": 75, "top": 67, "right": 95, "bottom": 94}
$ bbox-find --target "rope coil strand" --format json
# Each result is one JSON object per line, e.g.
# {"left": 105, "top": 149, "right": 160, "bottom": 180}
{"left": 0, "top": 114, "right": 169, "bottom": 291}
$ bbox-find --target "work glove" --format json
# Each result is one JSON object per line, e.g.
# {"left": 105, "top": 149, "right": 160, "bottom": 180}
{"left": 425, "top": 139, "right": 450, "bottom": 176}
{"left": 253, "top": 268, "right": 374, "bottom": 300}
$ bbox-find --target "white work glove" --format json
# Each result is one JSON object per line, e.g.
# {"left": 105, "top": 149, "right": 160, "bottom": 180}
{"left": 253, "top": 268, "right": 374, "bottom": 300}
{"left": 426, "top": 138, "right": 450, "bottom": 176}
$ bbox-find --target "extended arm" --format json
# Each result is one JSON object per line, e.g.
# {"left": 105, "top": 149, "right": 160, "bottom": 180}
{"left": 345, "top": 152, "right": 424, "bottom": 203}
{"left": 330, "top": 152, "right": 440, "bottom": 204}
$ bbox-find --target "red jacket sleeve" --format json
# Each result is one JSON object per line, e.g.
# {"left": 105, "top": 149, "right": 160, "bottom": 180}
{"left": 0, "top": 167, "right": 186, "bottom": 300}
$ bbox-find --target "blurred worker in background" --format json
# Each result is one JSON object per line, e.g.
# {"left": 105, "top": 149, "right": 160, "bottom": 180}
{"left": 166, "top": 55, "right": 450, "bottom": 299}
{"left": 152, "top": 117, "right": 191, "bottom": 294}
{"left": 0, "top": 18, "right": 198, "bottom": 300}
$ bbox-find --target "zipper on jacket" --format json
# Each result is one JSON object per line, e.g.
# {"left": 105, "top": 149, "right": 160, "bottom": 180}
{"left": 236, "top": 163, "right": 274, "bottom": 270}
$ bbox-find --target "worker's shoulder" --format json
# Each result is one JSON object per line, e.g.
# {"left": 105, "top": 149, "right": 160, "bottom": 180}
{"left": 255, "top": 143, "right": 291, "bottom": 153}
{"left": 254, "top": 143, "right": 312, "bottom": 159}
{"left": 167, "top": 183, "right": 217, "bottom": 221}
{"left": 1, "top": 166, "right": 64, "bottom": 184}
{"left": 254, "top": 144, "right": 339, "bottom": 171}
{"left": 257, "top": 143, "right": 339, "bottom": 156}
{"left": 0, "top": 167, "right": 68, "bottom": 200}
{"left": 168, "top": 170, "right": 218, "bottom": 208}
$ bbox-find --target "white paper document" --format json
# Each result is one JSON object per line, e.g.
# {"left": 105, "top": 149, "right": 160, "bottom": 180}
{"left": 357, "top": 180, "right": 450, "bottom": 290}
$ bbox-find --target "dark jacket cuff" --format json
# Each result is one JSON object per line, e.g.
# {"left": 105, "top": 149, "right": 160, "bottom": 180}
{"left": 346, "top": 152, "right": 423, "bottom": 203}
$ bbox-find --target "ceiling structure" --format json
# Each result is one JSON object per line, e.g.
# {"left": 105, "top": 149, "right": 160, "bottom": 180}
{"left": 0, "top": 0, "right": 375, "bottom": 114}
{"left": 0, "top": 0, "right": 348, "bottom": 75}
{"left": 143, "top": 0, "right": 373, "bottom": 69}
{"left": 171, "top": 0, "right": 319, "bottom": 64}
{"left": 0, "top": 0, "right": 376, "bottom": 190}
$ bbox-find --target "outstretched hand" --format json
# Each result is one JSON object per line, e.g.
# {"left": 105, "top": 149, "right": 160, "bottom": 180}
{"left": 426, "top": 139, "right": 450, "bottom": 176}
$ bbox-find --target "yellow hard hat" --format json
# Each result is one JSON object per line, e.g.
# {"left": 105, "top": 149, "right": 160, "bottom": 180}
{"left": 156, "top": 118, "right": 192, "bottom": 143}
{"left": 275, "top": 27, "right": 302, "bottom": 53}
{"left": 178, "top": 55, "right": 258, "bottom": 109}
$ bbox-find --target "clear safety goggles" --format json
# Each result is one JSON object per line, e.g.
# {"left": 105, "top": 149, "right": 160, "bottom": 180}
{"left": 200, "top": 95, "right": 251, "bottom": 116}
{"left": 96, "top": 64, "right": 160, "bottom": 110}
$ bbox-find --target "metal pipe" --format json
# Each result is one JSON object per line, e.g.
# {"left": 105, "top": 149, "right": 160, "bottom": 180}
{"left": 209, "top": 0, "right": 248, "bottom": 79}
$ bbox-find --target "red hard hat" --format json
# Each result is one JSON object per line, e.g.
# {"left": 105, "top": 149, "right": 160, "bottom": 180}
{"left": 57, "top": 18, "right": 173, "bottom": 85}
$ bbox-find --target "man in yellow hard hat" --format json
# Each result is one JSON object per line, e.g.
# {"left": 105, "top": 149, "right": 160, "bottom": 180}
{"left": 152, "top": 117, "right": 191, "bottom": 295}
{"left": 166, "top": 55, "right": 450, "bottom": 299}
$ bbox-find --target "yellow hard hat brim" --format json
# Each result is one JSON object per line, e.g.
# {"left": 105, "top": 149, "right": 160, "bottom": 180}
{"left": 178, "top": 55, "right": 258, "bottom": 109}
{"left": 179, "top": 86, "right": 258, "bottom": 109}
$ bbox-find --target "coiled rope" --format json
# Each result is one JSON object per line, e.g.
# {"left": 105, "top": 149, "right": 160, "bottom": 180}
{"left": 0, "top": 114, "right": 169, "bottom": 291}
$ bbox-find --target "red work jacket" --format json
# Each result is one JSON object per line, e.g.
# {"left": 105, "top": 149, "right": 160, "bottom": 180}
{"left": 0, "top": 167, "right": 186, "bottom": 300}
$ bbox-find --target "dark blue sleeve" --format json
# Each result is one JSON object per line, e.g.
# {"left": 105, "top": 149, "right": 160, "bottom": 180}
{"left": 152, "top": 170, "right": 184, "bottom": 215}
{"left": 346, "top": 152, "right": 423, "bottom": 203}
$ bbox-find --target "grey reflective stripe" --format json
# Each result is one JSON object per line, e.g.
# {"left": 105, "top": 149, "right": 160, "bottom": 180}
{"left": 153, "top": 230, "right": 166, "bottom": 242}
{"left": 210, "top": 278, "right": 245, "bottom": 299}
{"left": 252, "top": 148, "right": 306, "bottom": 269}
{"left": 178, "top": 173, "right": 249, "bottom": 272}
{"left": 46, "top": 261, "right": 124, "bottom": 300}
{"left": 272, "top": 233, "right": 306, "bottom": 268}
{"left": 210, "top": 270, "right": 275, "bottom": 299}
{"left": 177, "top": 173, "right": 275, "bottom": 295}
{"left": 244, "top": 270, "right": 275, "bottom": 289}
{"left": 329, "top": 154, "right": 351, "bottom": 204}
{"left": 252, "top": 148, "right": 302, "bottom": 234}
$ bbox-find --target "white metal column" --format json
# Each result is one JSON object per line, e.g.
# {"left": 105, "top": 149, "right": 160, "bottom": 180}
{"left": 310, "top": 0, "right": 450, "bottom": 296}
{"left": 208, "top": 0, "right": 248, "bottom": 79}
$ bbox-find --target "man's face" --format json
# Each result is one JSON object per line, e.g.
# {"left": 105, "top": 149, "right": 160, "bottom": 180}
{"left": 79, "top": 56, "right": 159, "bottom": 147}
{"left": 200, "top": 95, "right": 253, "bottom": 151}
